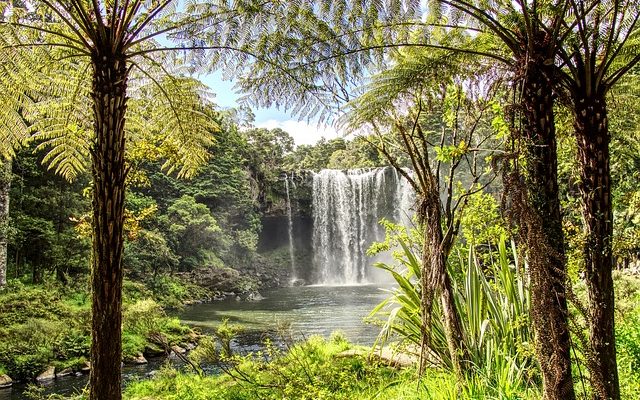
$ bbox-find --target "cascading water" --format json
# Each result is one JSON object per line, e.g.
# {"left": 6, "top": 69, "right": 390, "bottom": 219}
{"left": 312, "top": 167, "right": 414, "bottom": 285}
{"left": 284, "top": 174, "right": 297, "bottom": 281}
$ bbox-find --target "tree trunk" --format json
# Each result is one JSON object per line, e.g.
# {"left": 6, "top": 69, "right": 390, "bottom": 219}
{"left": 513, "top": 56, "right": 575, "bottom": 400}
{"left": 89, "top": 47, "right": 128, "bottom": 400}
{"left": 573, "top": 92, "right": 619, "bottom": 400}
{"left": 418, "top": 192, "right": 467, "bottom": 377}
{"left": 0, "top": 158, "right": 10, "bottom": 289}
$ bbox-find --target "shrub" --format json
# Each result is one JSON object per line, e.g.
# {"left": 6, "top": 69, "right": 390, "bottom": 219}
{"left": 370, "top": 233, "right": 536, "bottom": 393}
{"left": 123, "top": 299, "right": 165, "bottom": 335}
{"left": 52, "top": 330, "right": 90, "bottom": 360}
{"left": 122, "top": 332, "right": 147, "bottom": 359}
{"left": 0, "top": 319, "right": 63, "bottom": 378}
{"left": 0, "top": 285, "right": 70, "bottom": 326}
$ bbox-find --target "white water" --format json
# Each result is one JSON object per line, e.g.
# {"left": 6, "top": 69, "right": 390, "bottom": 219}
{"left": 284, "top": 174, "right": 297, "bottom": 281}
{"left": 312, "top": 167, "right": 414, "bottom": 285}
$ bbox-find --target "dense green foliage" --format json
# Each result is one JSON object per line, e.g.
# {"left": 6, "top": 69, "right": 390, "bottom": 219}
{"left": 0, "top": 276, "right": 203, "bottom": 380}
{"left": 125, "top": 335, "right": 540, "bottom": 400}
{"left": 370, "top": 227, "right": 534, "bottom": 382}
{"left": 0, "top": 2, "right": 638, "bottom": 399}
{"left": 283, "top": 137, "right": 386, "bottom": 172}
{"left": 9, "top": 151, "right": 90, "bottom": 283}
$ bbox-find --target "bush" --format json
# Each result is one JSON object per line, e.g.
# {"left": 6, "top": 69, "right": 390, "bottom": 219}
{"left": 123, "top": 299, "right": 166, "bottom": 335}
{"left": 369, "top": 232, "right": 536, "bottom": 393}
{"left": 0, "top": 285, "right": 71, "bottom": 326}
{"left": 0, "top": 278, "right": 195, "bottom": 380}
{"left": 144, "top": 276, "right": 211, "bottom": 309}
{"left": 122, "top": 332, "right": 147, "bottom": 359}
{"left": 126, "top": 336, "right": 540, "bottom": 400}
{"left": 52, "top": 330, "right": 90, "bottom": 360}
{"left": 0, "top": 319, "right": 63, "bottom": 378}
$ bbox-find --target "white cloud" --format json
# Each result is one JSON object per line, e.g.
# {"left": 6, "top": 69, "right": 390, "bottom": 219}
{"left": 255, "top": 119, "right": 344, "bottom": 146}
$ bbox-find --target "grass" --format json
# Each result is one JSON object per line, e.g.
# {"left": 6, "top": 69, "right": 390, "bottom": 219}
{"left": 124, "top": 334, "right": 541, "bottom": 400}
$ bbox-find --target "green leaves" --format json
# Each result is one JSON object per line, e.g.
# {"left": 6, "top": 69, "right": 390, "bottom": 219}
{"left": 370, "top": 233, "right": 534, "bottom": 381}
{"left": 434, "top": 140, "right": 468, "bottom": 162}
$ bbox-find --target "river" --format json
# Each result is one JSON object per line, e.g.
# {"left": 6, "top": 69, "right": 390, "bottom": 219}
{"left": 0, "top": 285, "right": 390, "bottom": 400}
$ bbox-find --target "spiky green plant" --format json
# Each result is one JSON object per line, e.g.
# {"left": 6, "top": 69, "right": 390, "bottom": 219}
{"left": 370, "top": 233, "right": 535, "bottom": 391}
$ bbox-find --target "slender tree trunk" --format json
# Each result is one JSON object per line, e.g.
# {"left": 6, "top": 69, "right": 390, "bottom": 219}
{"left": 0, "top": 158, "right": 10, "bottom": 289}
{"left": 573, "top": 92, "right": 619, "bottom": 400}
{"left": 512, "top": 54, "right": 575, "bottom": 400}
{"left": 439, "top": 258, "right": 466, "bottom": 376}
{"left": 88, "top": 45, "right": 128, "bottom": 400}
{"left": 418, "top": 192, "right": 467, "bottom": 377}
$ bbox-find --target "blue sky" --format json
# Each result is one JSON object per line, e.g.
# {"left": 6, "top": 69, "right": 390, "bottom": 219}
{"left": 200, "top": 72, "right": 340, "bottom": 146}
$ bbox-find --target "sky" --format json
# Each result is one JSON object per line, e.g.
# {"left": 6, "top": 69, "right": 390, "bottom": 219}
{"left": 200, "top": 72, "right": 340, "bottom": 146}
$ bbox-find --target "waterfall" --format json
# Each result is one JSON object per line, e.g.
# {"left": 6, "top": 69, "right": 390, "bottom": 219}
{"left": 284, "top": 174, "right": 297, "bottom": 282}
{"left": 312, "top": 167, "right": 414, "bottom": 285}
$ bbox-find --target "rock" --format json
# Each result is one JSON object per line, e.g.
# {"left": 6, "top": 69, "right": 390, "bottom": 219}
{"left": 177, "top": 267, "right": 263, "bottom": 297}
{"left": 56, "top": 368, "right": 73, "bottom": 378}
{"left": 124, "top": 353, "right": 148, "bottom": 365}
{"left": 144, "top": 343, "right": 166, "bottom": 358}
{"left": 145, "top": 332, "right": 170, "bottom": 357}
{"left": 36, "top": 366, "right": 56, "bottom": 382}
{"left": 148, "top": 332, "right": 169, "bottom": 346}
{"left": 0, "top": 374, "right": 12, "bottom": 388}
{"left": 185, "top": 332, "right": 200, "bottom": 342}
{"left": 290, "top": 278, "right": 306, "bottom": 287}
{"left": 185, "top": 342, "right": 197, "bottom": 350}
{"left": 245, "top": 291, "right": 264, "bottom": 301}
{"left": 146, "top": 370, "right": 158, "bottom": 378}
{"left": 81, "top": 361, "right": 91, "bottom": 372}
{"left": 171, "top": 345, "right": 186, "bottom": 354}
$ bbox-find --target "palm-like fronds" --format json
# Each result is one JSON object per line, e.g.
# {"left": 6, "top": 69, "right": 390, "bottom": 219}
{"left": 128, "top": 75, "right": 217, "bottom": 179}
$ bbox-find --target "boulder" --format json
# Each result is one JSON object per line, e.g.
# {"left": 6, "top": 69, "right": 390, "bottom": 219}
{"left": 143, "top": 343, "right": 166, "bottom": 358}
{"left": 290, "top": 278, "right": 306, "bottom": 287}
{"left": 36, "top": 366, "right": 56, "bottom": 382}
{"left": 0, "top": 374, "right": 12, "bottom": 388}
{"left": 56, "top": 368, "right": 74, "bottom": 378}
{"left": 124, "top": 353, "right": 148, "bottom": 365}
{"left": 245, "top": 291, "right": 265, "bottom": 301}
{"left": 171, "top": 345, "right": 186, "bottom": 354}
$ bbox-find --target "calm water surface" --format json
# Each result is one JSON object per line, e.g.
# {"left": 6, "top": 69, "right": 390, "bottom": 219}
{"left": 1, "top": 284, "right": 390, "bottom": 400}
{"left": 179, "top": 284, "right": 389, "bottom": 343}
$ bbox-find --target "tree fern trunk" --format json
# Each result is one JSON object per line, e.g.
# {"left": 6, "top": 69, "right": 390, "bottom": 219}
{"left": 0, "top": 158, "right": 10, "bottom": 289}
{"left": 574, "top": 93, "right": 619, "bottom": 400}
{"left": 514, "top": 56, "right": 575, "bottom": 400}
{"left": 418, "top": 192, "right": 467, "bottom": 377}
{"left": 89, "top": 48, "right": 128, "bottom": 400}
